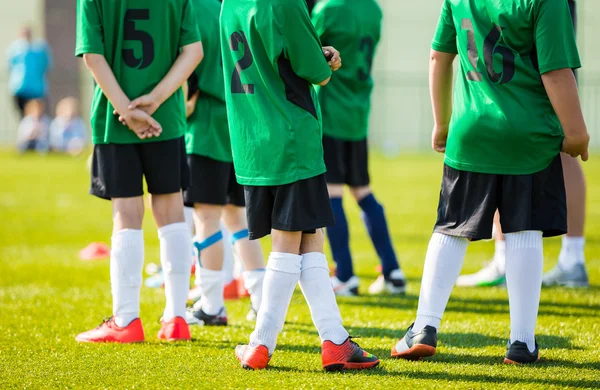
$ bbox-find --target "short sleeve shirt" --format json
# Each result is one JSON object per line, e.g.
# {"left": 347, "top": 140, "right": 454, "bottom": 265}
{"left": 432, "top": 0, "right": 580, "bottom": 175}
{"left": 220, "top": 0, "right": 332, "bottom": 186}
{"left": 75, "top": 0, "right": 202, "bottom": 144}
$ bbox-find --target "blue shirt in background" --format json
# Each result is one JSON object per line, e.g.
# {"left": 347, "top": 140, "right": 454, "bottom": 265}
{"left": 7, "top": 39, "right": 53, "bottom": 99}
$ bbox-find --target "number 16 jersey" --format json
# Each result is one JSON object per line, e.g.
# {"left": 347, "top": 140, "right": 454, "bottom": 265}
{"left": 75, "top": 0, "right": 202, "bottom": 144}
{"left": 220, "top": 0, "right": 332, "bottom": 186}
{"left": 434, "top": 0, "right": 580, "bottom": 175}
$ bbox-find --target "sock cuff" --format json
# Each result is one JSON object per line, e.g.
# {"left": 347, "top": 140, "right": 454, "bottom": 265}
{"left": 158, "top": 222, "right": 189, "bottom": 238}
{"left": 301, "top": 252, "right": 328, "bottom": 271}
{"left": 416, "top": 311, "right": 442, "bottom": 320}
{"left": 112, "top": 229, "right": 143, "bottom": 247}
{"left": 197, "top": 267, "right": 223, "bottom": 279}
{"left": 431, "top": 233, "right": 469, "bottom": 250}
{"left": 267, "top": 252, "right": 302, "bottom": 274}
{"left": 505, "top": 231, "right": 543, "bottom": 249}
{"left": 562, "top": 235, "right": 585, "bottom": 248}
{"left": 357, "top": 193, "right": 377, "bottom": 210}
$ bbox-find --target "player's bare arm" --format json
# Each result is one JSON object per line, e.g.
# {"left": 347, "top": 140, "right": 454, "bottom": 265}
{"left": 322, "top": 46, "right": 342, "bottom": 71}
{"left": 541, "top": 68, "right": 590, "bottom": 161}
{"left": 82, "top": 53, "right": 162, "bottom": 139}
{"left": 129, "top": 41, "right": 204, "bottom": 115}
{"left": 429, "top": 49, "right": 455, "bottom": 153}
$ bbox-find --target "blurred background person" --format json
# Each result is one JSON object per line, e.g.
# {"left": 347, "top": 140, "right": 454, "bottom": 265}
{"left": 7, "top": 25, "right": 53, "bottom": 118}
{"left": 16, "top": 99, "right": 50, "bottom": 153}
{"left": 49, "top": 97, "right": 88, "bottom": 156}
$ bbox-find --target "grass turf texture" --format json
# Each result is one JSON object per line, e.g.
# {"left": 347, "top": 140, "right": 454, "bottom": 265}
{"left": 1, "top": 150, "right": 599, "bottom": 389}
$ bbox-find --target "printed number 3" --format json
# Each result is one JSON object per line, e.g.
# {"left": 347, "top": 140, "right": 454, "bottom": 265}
{"left": 122, "top": 9, "right": 155, "bottom": 70}
{"left": 230, "top": 32, "right": 255, "bottom": 94}
{"left": 461, "top": 19, "right": 515, "bottom": 84}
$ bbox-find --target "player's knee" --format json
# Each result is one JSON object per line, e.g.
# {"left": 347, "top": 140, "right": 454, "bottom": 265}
{"left": 300, "top": 229, "right": 325, "bottom": 254}
{"left": 350, "top": 186, "right": 371, "bottom": 201}
{"left": 112, "top": 197, "right": 144, "bottom": 229}
{"left": 272, "top": 229, "right": 302, "bottom": 254}
{"left": 223, "top": 205, "right": 247, "bottom": 232}
{"left": 151, "top": 193, "right": 185, "bottom": 226}
{"left": 327, "top": 184, "right": 344, "bottom": 198}
{"left": 194, "top": 204, "right": 223, "bottom": 230}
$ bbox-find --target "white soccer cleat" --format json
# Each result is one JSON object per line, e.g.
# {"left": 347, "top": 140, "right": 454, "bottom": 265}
{"left": 456, "top": 261, "right": 506, "bottom": 287}
{"left": 330, "top": 276, "right": 360, "bottom": 296}
{"left": 368, "top": 268, "right": 407, "bottom": 295}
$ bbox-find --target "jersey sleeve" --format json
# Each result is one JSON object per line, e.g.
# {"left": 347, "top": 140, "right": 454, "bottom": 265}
{"left": 311, "top": 2, "right": 333, "bottom": 44}
{"left": 75, "top": 0, "right": 104, "bottom": 57}
{"left": 431, "top": 0, "right": 458, "bottom": 54}
{"left": 179, "top": 0, "right": 203, "bottom": 47}
{"left": 534, "top": 0, "right": 581, "bottom": 74}
{"left": 278, "top": 1, "right": 332, "bottom": 85}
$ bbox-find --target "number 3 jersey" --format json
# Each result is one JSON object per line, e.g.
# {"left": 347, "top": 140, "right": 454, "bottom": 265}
{"left": 75, "top": 0, "right": 202, "bottom": 144}
{"left": 434, "top": 0, "right": 580, "bottom": 175}
{"left": 312, "top": 0, "right": 382, "bottom": 141}
{"left": 220, "top": 0, "right": 332, "bottom": 186}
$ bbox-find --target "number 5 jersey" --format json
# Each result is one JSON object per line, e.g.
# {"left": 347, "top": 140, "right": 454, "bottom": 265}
{"left": 312, "top": 0, "right": 382, "bottom": 142}
{"left": 220, "top": 0, "right": 332, "bottom": 186}
{"left": 75, "top": 0, "right": 202, "bottom": 144}
{"left": 433, "top": 0, "right": 580, "bottom": 175}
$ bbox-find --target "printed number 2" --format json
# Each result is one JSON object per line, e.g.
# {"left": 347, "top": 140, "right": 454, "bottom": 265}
{"left": 230, "top": 32, "right": 255, "bottom": 94}
{"left": 122, "top": 9, "right": 155, "bottom": 70}
{"left": 461, "top": 19, "right": 515, "bottom": 84}
{"left": 358, "top": 36, "right": 375, "bottom": 81}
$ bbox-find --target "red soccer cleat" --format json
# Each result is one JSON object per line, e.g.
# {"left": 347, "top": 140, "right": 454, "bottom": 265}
{"left": 75, "top": 317, "right": 145, "bottom": 343}
{"left": 158, "top": 316, "right": 191, "bottom": 342}
{"left": 237, "top": 276, "right": 250, "bottom": 298}
{"left": 224, "top": 279, "right": 239, "bottom": 300}
{"left": 235, "top": 344, "right": 271, "bottom": 370}
{"left": 322, "top": 337, "right": 380, "bottom": 371}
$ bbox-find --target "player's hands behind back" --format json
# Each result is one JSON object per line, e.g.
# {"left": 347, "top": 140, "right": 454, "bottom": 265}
{"left": 119, "top": 109, "right": 162, "bottom": 140}
{"left": 322, "top": 46, "right": 342, "bottom": 71}
{"left": 562, "top": 132, "right": 590, "bottom": 162}
{"left": 431, "top": 124, "right": 448, "bottom": 153}
{"left": 128, "top": 93, "right": 161, "bottom": 116}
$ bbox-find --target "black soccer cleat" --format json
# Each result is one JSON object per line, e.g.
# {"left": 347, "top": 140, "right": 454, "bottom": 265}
{"left": 504, "top": 341, "right": 540, "bottom": 364}
{"left": 185, "top": 306, "right": 228, "bottom": 326}
{"left": 391, "top": 323, "right": 437, "bottom": 360}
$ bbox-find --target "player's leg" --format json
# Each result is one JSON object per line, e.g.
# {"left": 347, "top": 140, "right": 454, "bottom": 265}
{"left": 299, "top": 229, "right": 379, "bottom": 371}
{"left": 500, "top": 155, "right": 567, "bottom": 364}
{"left": 393, "top": 165, "right": 496, "bottom": 360}
{"left": 146, "top": 138, "right": 192, "bottom": 341}
{"left": 222, "top": 204, "right": 265, "bottom": 321}
{"left": 76, "top": 144, "right": 146, "bottom": 343}
{"left": 543, "top": 153, "right": 588, "bottom": 287}
{"left": 456, "top": 212, "right": 507, "bottom": 287}
{"left": 322, "top": 135, "right": 358, "bottom": 295}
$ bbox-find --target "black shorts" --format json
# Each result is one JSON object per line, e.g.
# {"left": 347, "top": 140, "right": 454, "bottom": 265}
{"left": 183, "top": 154, "right": 245, "bottom": 207}
{"left": 323, "top": 135, "right": 370, "bottom": 187}
{"left": 90, "top": 137, "right": 188, "bottom": 200}
{"left": 434, "top": 154, "right": 567, "bottom": 241}
{"left": 244, "top": 173, "right": 335, "bottom": 240}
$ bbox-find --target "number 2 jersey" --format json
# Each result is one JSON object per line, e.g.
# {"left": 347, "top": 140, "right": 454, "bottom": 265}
{"left": 312, "top": 0, "right": 382, "bottom": 141}
{"left": 75, "top": 0, "right": 202, "bottom": 144}
{"left": 220, "top": 0, "right": 332, "bottom": 186}
{"left": 434, "top": 0, "right": 580, "bottom": 175}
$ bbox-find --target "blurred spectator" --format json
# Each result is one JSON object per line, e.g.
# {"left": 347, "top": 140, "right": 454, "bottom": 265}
{"left": 50, "top": 97, "right": 88, "bottom": 155}
{"left": 17, "top": 99, "right": 50, "bottom": 153}
{"left": 7, "top": 26, "right": 53, "bottom": 118}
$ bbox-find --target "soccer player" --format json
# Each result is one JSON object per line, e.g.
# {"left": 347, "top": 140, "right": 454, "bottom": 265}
{"left": 74, "top": 0, "right": 203, "bottom": 343}
{"left": 220, "top": 0, "right": 379, "bottom": 371}
{"left": 456, "top": 0, "right": 589, "bottom": 288}
{"left": 182, "top": 0, "right": 266, "bottom": 326}
{"left": 312, "top": 0, "right": 407, "bottom": 296}
{"left": 393, "top": 0, "right": 589, "bottom": 364}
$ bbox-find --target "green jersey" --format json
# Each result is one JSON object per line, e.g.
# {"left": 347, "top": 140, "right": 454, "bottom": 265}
{"left": 433, "top": 0, "right": 580, "bottom": 175}
{"left": 185, "top": 0, "right": 232, "bottom": 162}
{"left": 220, "top": 0, "right": 332, "bottom": 186}
{"left": 312, "top": 0, "right": 382, "bottom": 141}
{"left": 75, "top": 0, "right": 202, "bottom": 144}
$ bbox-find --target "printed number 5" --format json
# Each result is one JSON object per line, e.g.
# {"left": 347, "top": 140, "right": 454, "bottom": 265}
{"left": 122, "top": 9, "right": 155, "bottom": 70}
{"left": 230, "top": 32, "right": 255, "bottom": 94}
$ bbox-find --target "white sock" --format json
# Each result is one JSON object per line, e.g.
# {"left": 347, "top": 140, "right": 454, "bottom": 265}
{"left": 111, "top": 229, "right": 144, "bottom": 328}
{"left": 505, "top": 231, "right": 543, "bottom": 353}
{"left": 413, "top": 233, "right": 469, "bottom": 332}
{"left": 221, "top": 227, "right": 235, "bottom": 284}
{"left": 493, "top": 239, "right": 506, "bottom": 274}
{"left": 158, "top": 223, "right": 192, "bottom": 322}
{"left": 197, "top": 267, "right": 225, "bottom": 315}
{"left": 558, "top": 236, "right": 585, "bottom": 270}
{"left": 183, "top": 206, "right": 195, "bottom": 235}
{"left": 250, "top": 252, "right": 302, "bottom": 354}
{"left": 299, "top": 253, "right": 349, "bottom": 344}
{"left": 243, "top": 269, "right": 265, "bottom": 312}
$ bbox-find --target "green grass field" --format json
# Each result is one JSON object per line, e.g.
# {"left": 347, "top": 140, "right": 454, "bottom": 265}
{"left": 1, "top": 150, "right": 599, "bottom": 389}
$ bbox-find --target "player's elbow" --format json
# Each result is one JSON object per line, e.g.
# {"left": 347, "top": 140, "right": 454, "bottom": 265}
{"left": 430, "top": 49, "right": 455, "bottom": 67}
{"left": 82, "top": 53, "right": 104, "bottom": 69}
{"left": 182, "top": 42, "right": 204, "bottom": 67}
{"left": 318, "top": 77, "right": 331, "bottom": 87}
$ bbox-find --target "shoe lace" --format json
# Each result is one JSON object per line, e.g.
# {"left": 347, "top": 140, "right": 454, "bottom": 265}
{"left": 348, "top": 335, "right": 362, "bottom": 347}
{"left": 96, "top": 316, "right": 114, "bottom": 329}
